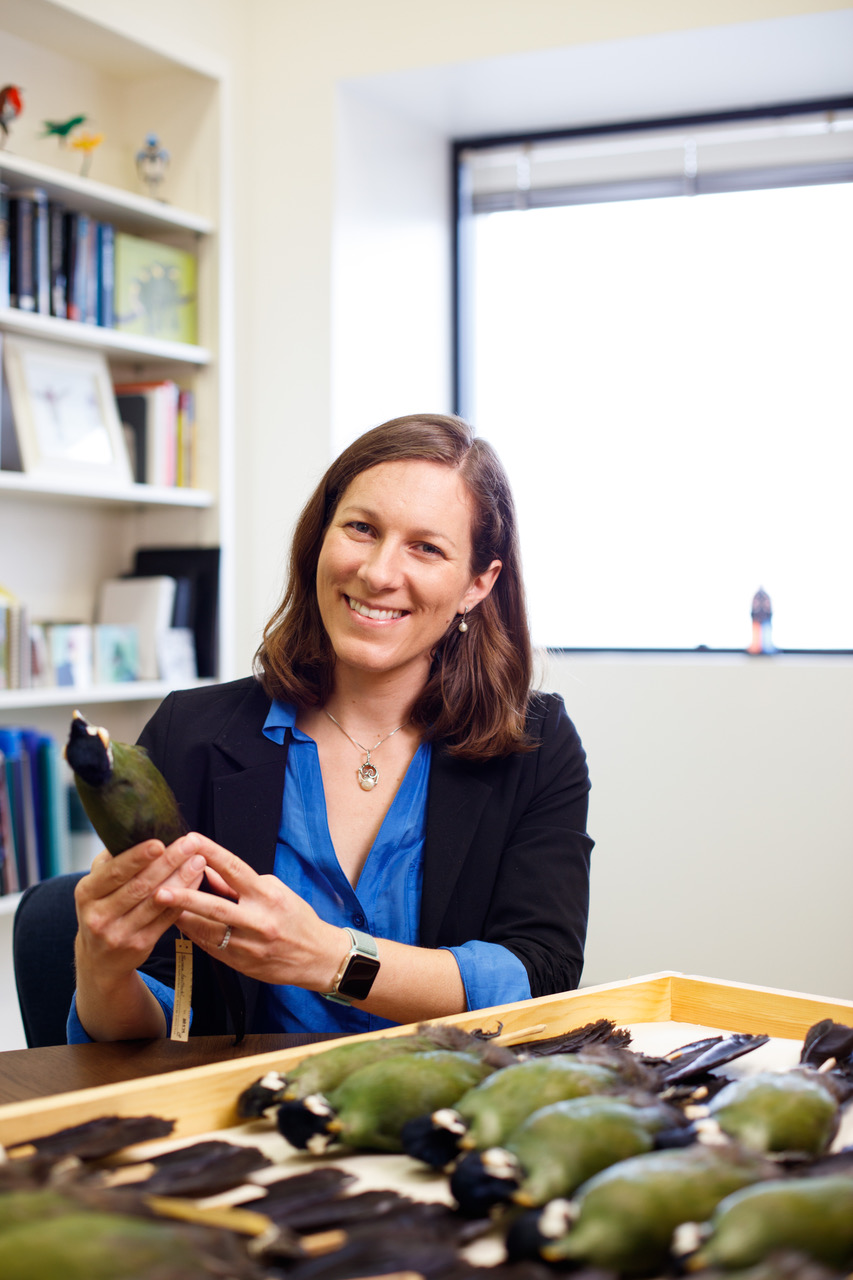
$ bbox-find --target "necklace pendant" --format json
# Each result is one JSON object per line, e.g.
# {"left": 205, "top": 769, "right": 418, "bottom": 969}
{"left": 358, "top": 761, "right": 379, "bottom": 791}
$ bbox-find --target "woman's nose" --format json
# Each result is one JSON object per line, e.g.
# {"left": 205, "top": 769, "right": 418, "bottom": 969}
{"left": 358, "top": 539, "right": 403, "bottom": 590}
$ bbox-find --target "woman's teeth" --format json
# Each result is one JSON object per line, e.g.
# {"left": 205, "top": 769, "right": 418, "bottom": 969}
{"left": 348, "top": 597, "right": 405, "bottom": 621}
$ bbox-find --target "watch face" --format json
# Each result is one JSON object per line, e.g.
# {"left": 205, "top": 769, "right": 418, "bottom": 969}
{"left": 338, "top": 953, "right": 380, "bottom": 1001}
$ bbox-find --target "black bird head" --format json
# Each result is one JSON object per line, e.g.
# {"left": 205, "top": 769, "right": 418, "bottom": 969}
{"left": 450, "top": 1148, "right": 522, "bottom": 1217}
{"left": 504, "top": 1199, "right": 577, "bottom": 1262}
{"left": 275, "top": 1095, "right": 341, "bottom": 1152}
{"left": 65, "top": 710, "right": 113, "bottom": 786}
{"left": 237, "top": 1071, "right": 289, "bottom": 1120}
{"left": 400, "top": 1107, "right": 468, "bottom": 1169}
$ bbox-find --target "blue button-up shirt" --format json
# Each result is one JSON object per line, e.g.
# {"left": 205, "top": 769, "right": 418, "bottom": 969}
{"left": 68, "top": 701, "right": 530, "bottom": 1042}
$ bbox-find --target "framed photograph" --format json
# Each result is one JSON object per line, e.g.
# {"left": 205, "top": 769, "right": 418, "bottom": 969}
{"left": 1, "top": 334, "right": 133, "bottom": 485}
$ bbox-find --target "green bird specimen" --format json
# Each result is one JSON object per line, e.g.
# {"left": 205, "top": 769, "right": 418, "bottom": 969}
{"left": 276, "top": 1049, "right": 499, "bottom": 1153}
{"left": 697, "top": 1069, "right": 841, "bottom": 1156}
{"left": 506, "top": 1143, "right": 774, "bottom": 1275}
{"left": 65, "top": 710, "right": 188, "bottom": 855}
{"left": 690, "top": 1175, "right": 853, "bottom": 1271}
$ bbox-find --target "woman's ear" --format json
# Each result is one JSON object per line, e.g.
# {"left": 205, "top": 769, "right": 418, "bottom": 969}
{"left": 462, "top": 559, "right": 502, "bottom": 612}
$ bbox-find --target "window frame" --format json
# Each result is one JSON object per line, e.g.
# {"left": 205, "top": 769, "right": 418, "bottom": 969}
{"left": 451, "top": 95, "right": 853, "bottom": 656}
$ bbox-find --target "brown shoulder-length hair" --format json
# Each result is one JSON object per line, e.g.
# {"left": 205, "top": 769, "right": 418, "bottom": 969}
{"left": 254, "top": 413, "right": 534, "bottom": 760}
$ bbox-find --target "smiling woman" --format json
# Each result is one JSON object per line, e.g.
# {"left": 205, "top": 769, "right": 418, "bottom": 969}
{"left": 70, "top": 414, "right": 593, "bottom": 1046}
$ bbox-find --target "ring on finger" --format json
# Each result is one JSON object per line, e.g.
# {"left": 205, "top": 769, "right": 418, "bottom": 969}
{"left": 217, "top": 925, "right": 232, "bottom": 951}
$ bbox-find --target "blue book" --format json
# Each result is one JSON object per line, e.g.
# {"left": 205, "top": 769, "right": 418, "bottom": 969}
{"left": 0, "top": 728, "right": 37, "bottom": 889}
{"left": 97, "top": 221, "right": 115, "bottom": 327}
{"left": 38, "top": 735, "right": 70, "bottom": 878}
{"left": 0, "top": 749, "right": 19, "bottom": 895}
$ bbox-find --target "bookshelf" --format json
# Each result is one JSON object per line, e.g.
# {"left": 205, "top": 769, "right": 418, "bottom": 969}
{"left": 0, "top": 2, "right": 234, "bottom": 1045}
{"left": 0, "top": 0, "right": 233, "bottom": 722}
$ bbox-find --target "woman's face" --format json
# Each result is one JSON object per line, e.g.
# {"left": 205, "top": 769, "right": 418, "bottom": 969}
{"left": 316, "top": 459, "right": 500, "bottom": 691}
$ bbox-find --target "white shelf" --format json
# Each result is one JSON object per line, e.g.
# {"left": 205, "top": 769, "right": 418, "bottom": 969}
{"left": 0, "top": 307, "right": 212, "bottom": 365}
{"left": 0, "top": 893, "right": 22, "bottom": 919}
{"left": 0, "top": 679, "right": 214, "bottom": 714}
{"left": 0, "top": 149, "right": 213, "bottom": 236}
{"left": 0, "top": 469, "right": 213, "bottom": 509}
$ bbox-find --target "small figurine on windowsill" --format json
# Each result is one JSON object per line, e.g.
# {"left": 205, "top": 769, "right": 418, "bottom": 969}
{"left": 0, "top": 84, "right": 24, "bottom": 149}
{"left": 748, "top": 586, "right": 777, "bottom": 654}
{"left": 136, "top": 132, "right": 170, "bottom": 199}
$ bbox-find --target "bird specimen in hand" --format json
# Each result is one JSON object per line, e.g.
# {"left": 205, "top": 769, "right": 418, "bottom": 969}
{"left": 65, "top": 710, "right": 187, "bottom": 856}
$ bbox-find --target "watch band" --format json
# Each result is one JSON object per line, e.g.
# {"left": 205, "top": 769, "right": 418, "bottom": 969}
{"left": 321, "top": 927, "right": 380, "bottom": 1005}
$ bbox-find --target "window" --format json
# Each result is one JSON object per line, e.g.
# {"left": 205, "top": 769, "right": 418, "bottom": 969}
{"left": 455, "top": 102, "right": 853, "bottom": 651}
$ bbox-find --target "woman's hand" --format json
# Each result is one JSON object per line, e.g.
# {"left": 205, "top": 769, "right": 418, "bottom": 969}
{"left": 73, "top": 836, "right": 208, "bottom": 1039}
{"left": 154, "top": 833, "right": 347, "bottom": 992}
{"left": 75, "top": 838, "right": 207, "bottom": 975}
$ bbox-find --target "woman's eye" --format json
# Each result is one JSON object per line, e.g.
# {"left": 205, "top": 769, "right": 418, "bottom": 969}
{"left": 417, "top": 542, "right": 443, "bottom": 557}
{"left": 348, "top": 521, "right": 372, "bottom": 535}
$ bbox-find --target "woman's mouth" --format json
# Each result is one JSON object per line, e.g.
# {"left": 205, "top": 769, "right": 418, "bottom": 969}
{"left": 347, "top": 596, "right": 407, "bottom": 621}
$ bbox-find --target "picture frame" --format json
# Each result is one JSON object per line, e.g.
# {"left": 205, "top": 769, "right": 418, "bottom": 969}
{"left": 1, "top": 333, "right": 133, "bottom": 485}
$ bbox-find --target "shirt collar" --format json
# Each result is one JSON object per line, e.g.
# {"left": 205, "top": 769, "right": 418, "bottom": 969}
{"left": 263, "top": 699, "right": 310, "bottom": 745}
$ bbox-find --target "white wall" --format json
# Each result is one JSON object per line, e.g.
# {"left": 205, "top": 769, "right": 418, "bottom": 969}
{"left": 544, "top": 651, "right": 853, "bottom": 1000}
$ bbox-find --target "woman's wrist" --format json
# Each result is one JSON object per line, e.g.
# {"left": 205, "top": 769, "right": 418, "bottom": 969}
{"left": 313, "top": 924, "right": 354, "bottom": 993}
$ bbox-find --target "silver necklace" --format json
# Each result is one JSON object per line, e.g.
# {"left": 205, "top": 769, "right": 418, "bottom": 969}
{"left": 324, "top": 710, "right": 409, "bottom": 791}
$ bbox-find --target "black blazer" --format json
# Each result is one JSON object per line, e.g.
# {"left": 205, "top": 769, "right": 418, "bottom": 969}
{"left": 138, "top": 677, "right": 592, "bottom": 1036}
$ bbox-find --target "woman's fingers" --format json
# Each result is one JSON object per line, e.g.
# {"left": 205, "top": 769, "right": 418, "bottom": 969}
{"left": 177, "top": 834, "right": 259, "bottom": 894}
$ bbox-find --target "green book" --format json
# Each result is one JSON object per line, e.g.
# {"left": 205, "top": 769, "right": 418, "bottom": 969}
{"left": 113, "top": 231, "right": 198, "bottom": 344}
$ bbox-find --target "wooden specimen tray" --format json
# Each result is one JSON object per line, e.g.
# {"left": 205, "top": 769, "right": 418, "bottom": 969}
{"left": 1, "top": 970, "right": 852, "bottom": 1149}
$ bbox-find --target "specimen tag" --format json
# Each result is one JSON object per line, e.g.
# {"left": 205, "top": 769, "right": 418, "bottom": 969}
{"left": 171, "top": 938, "right": 193, "bottom": 1042}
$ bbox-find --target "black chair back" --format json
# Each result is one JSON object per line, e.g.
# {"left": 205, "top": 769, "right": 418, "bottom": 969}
{"left": 13, "top": 872, "right": 86, "bottom": 1047}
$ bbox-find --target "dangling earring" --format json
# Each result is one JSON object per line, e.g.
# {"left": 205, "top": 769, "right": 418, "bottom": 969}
{"left": 458, "top": 607, "right": 469, "bottom": 633}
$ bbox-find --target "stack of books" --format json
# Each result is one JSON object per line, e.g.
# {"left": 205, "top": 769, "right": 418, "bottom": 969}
{"left": 113, "top": 380, "right": 196, "bottom": 487}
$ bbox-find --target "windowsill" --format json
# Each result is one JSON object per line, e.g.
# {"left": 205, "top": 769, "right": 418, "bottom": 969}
{"left": 542, "top": 647, "right": 853, "bottom": 665}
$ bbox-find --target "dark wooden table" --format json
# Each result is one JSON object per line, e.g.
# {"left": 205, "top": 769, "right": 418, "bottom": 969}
{"left": 0, "top": 1034, "right": 337, "bottom": 1106}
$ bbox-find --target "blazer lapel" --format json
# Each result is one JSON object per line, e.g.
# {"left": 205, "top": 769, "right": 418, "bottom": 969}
{"left": 209, "top": 683, "right": 289, "bottom": 874}
{"left": 420, "top": 747, "right": 492, "bottom": 946}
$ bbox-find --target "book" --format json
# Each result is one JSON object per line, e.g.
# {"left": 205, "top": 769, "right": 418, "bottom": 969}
{"left": 113, "top": 231, "right": 198, "bottom": 344}
{"left": 38, "top": 734, "right": 71, "bottom": 878}
{"left": 132, "top": 546, "right": 220, "bottom": 678}
{"left": 81, "top": 213, "right": 99, "bottom": 325}
{"left": 0, "top": 728, "right": 39, "bottom": 890}
{"left": 45, "top": 622, "right": 93, "bottom": 688}
{"left": 93, "top": 622, "right": 139, "bottom": 683}
{"left": 97, "top": 221, "right": 115, "bottom": 328}
{"left": 9, "top": 190, "right": 36, "bottom": 311}
{"left": 31, "top": 187, "right": 50, "bottom": 315}
{"left": 0, "top": 182, "right": 9, "bottom": 310}
{"left": 176, "top": 387, "right": 196, "bottom": 487}
{"left": 63, "top": 209, "right": 81, "bottom": 321}
{"left": 0, "top": 583, "right": 29, "bottom": 689}
{"left": 0, "top": 332, "right": 23, "bottom": 472}
{"left": 48, "top": 199, "right": 68, "bottom": 318}
{"left": 97, "top": 575, "right": 177, "bottom": 679}
{"left": 114, "top": 380, "right": 179, "bottom": 486}
{"left": 65, "top": 209, "right": 98, "bottom": 323}
{"left": 0, "top": 749, "right": 19, "bottom": 895}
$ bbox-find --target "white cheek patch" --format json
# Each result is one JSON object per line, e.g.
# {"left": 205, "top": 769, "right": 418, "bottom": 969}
{"left": 539, "top": 1198, "right": 577, "bottom": 1238}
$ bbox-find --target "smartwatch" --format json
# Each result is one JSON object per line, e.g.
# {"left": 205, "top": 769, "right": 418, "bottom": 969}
{"left": 322, "top": 927, "right": 380, "bottom": 1005}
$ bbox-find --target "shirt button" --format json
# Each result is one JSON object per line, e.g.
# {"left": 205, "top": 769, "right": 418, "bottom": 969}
{"left": 352, "top": 913, "right": 365, "bottom": 927}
